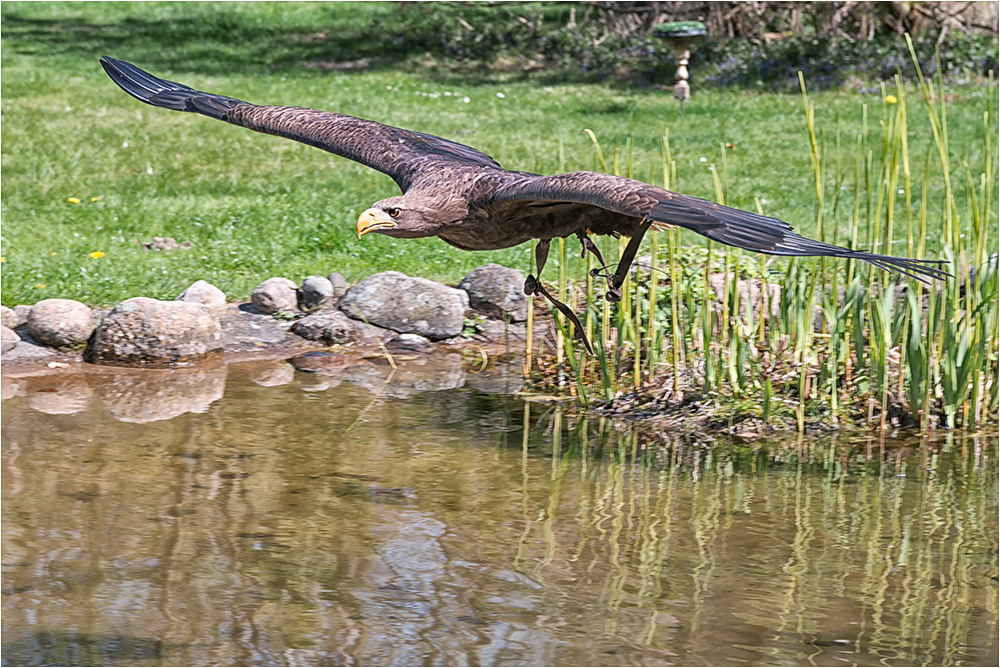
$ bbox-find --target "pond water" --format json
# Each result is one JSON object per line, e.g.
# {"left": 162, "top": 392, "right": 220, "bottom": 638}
{"left": 2, "top": 357, "right": 997, "bottom": 666}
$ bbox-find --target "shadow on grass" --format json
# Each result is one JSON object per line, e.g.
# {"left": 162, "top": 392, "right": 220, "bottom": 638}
{"left": 2, "top": 12, "right": 399, "bottom": 76}
{"left": 0, "top": 6, "right": 651, "bottom": 90}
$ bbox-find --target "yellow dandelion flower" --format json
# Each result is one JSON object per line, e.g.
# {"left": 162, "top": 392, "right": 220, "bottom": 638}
{"left": 91, "top": 196, "right": 101, "bottom": 202}
{"left": 35, "top": 283, "right": 47, "bottom": 289}
{"left": 89, "top": 251, "right": 106, "bottom": 259}
{"left": 885, "top": 95, "right": 898, "bottom": 104}
{"left": 0, "top": 257, "right": 5, "bottom": 263}
{"left": 68, "top": 197, "right": 81, "bottom": 204}
{"left": 50, "top": 251, "right": 58, "bottom": 256}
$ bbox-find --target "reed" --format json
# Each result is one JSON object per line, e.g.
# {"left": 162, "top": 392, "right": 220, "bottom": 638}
{"left": 528, "top": 37, "right": 997, "bottom": 433}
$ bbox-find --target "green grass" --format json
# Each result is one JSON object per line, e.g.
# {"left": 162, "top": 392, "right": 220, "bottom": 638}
{"left": 2, "top": 2, "right": 995, "bottom": 307}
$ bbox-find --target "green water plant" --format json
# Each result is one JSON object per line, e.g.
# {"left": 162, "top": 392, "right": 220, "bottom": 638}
{"left": 526, "top": 36, "right": 996, "bottom": 433}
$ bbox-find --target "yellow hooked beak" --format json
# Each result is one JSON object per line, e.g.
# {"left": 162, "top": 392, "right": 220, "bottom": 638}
{"left": 357, "top": 208, "right": 397, "bottom": 238}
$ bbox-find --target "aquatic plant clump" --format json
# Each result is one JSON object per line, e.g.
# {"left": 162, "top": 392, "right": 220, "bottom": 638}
{"left": 526, "top": 40, "right": 998, "bottom": 433}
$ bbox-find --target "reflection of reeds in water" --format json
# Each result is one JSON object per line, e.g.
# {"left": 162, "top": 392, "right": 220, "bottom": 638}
{"left": 3, "top": 386, "right": 995, "bottom": 665}
{"left": 512, "top": 419, "right": 997, "bottom": 662}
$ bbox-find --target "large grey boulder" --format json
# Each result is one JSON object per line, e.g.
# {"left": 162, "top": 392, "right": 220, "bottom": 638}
{"left": 85, "top": 297, "right": 224, "bottom": 367}
{"left": 459, "top": 264, "right": 528, "bottom": 322}
{"left": 26, "top": 298, "right": 95, "bottom": 347}
{"left": 340, "top": 271, "right": 469, "bottom": 340}
{"left": 177, "top": 280, "right": 227, "bottom": 310}
{"left": 251, "top": 277, "right": 299, "bottom": 315}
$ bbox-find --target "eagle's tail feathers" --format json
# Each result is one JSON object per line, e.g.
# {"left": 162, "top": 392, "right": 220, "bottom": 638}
{"left": 657, "top": 197, "right": 951, "bottom": 284}
{"left": 706, "top": 224, "right": 951, "bottom": 284}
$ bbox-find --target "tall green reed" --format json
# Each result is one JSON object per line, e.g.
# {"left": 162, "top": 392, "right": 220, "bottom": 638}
{"left": 528, "top": 39, "right": 996, "bottom": 432}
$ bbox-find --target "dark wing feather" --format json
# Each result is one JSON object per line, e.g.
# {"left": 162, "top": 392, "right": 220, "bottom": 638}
{"left": 99, "top": 57, "right": 501, "bottom": 191}
{"left": 491, "top": 171, "right": 950, "bottom": 283}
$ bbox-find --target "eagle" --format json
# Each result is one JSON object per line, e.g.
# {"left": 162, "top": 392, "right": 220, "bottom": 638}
{"left": 100, "top": 57, "right": 948, "bottom": 354}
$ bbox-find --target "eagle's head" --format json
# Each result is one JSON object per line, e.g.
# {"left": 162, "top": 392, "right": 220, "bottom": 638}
{"left": 356, "top": 196, "right": 443, "bottom": 239}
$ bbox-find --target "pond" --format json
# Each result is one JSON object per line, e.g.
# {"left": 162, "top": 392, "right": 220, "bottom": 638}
{"left": 2, "top": 357, "right": 997, "bottom": 666}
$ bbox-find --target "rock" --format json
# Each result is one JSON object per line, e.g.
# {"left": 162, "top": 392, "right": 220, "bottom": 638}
{"left": 340, "top": 271, "right": 469, "bottom": 340}
{"left": 223, "top": 304, "right": 299, "bottom": 350}
{"left": 0, "top": 333, "right": 64, "bottom": 363}
{"left": 1, "top": 325, "right": 19, "bottom": 354}
{"left": 10, "top": 305, "right": 33, "bottom": 328}
{"left": 26, "top": 299, "right": 95, "bottom": 347}
{"left": 251, "top": 277, "right": 299, "bottom": 315}
{"left": 476, "top": 318, "right": 528, "bottom": 343}
{"left": 385, "top": 333, "right": 433, "bottom": 354}
{"left": 177, "top": 280, "right": 227, "bottom": 310}
{"left": 327, "top": 272, "right": 348, "bottom": 300}
{"left": 459, "top": 264, "right": 529, "bottom": 322}
{"left": 299, "top": 275, "right": 335, "bottom": 311}
{"left": 1, "top": 306, "right": 21, "bottom": 330}
{"left": 350, "top": 319, "right": 397, "bottom": 345}
{"left": 291, "top": 310, "right": 356, "bottom": 344}
{"left": 85, "top": 297, "right": 224, "bottom": 368}
{"left": 143, "top": 237, "right": 193, "bottom": 251}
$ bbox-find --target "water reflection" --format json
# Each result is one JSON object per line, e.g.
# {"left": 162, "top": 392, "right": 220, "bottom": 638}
{"left": 24, "top": 375, "right": 95, "bottom": 415}
{"left": 2, "top": 362, "right": 997, "bottom": 666}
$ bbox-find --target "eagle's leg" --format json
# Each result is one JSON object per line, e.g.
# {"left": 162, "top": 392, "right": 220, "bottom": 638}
{"left": 576, "top": 233, "right": 622, "bottom": 302}
{"left": 577, "top": 233, "right": 615, "bottom": 284}
{"left": 524, "top": 239, "right": 595, "bottom": 355}
{"left": 609, "top": 220, "right": 654, "bottom": 292}
{"left": 523, "top": 239, "right": 551, "bottom": 296}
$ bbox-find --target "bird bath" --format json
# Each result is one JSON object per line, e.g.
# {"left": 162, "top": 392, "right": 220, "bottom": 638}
{"left": 653, "top": 20, "right": 708, "bottom": 114}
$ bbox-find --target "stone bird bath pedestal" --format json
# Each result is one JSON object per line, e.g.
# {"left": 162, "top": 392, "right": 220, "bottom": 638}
{"left": 653, "top": 21, "right": 708, "bottom": 115}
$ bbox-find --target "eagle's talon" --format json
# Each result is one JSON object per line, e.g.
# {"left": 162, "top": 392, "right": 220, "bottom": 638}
{"left": 523, "top": 275, "right": 538, "bottom": 295}
{"left": 606, "top": 289, "right": 622, "bottom": 302}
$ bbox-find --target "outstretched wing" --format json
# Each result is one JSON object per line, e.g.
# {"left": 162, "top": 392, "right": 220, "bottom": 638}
{"left": 99, "top": 57, "right": 501, "bottom": 191}
{"left": 491, "top": 171, "right": 949, "bottom": 283}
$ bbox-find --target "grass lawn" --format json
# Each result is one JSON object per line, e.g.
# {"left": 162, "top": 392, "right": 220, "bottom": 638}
{"left": 2, "top": 1, "right": 996, "bottom": 307}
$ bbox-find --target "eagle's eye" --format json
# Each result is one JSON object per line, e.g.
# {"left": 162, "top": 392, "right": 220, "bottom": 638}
{"left": 387, "top": 207, "right": 401, "bottom": 218}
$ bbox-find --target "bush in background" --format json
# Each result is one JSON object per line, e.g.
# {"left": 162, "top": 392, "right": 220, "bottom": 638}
{"left": 375, "top": 1, "right": 998, "bottom": 88}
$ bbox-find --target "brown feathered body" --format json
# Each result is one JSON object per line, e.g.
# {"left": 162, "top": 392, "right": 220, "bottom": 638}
{"left": 99, "top": 57, "right": 949, "bottom": 283}
{"left": 229, "top": 103, "right": 655, "bottom": 250}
